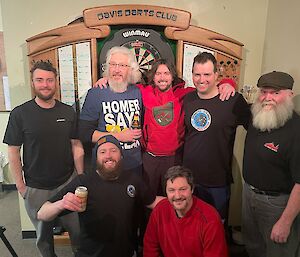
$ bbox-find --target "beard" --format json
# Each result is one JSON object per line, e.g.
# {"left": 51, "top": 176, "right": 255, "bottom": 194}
{"left": 34, "top": 88, "right": 56, "bottom": 101}
{"left": 156, "top": 80, "right": 172, "bottom": 92}
{"left": 252, "top": 96, "right": 294, "bottom": 132}
{"left": 96, "top": 158, "right": 122, "bottom": 180}
{"left": 108, "top": 78, "right": 128, "bottom": 93}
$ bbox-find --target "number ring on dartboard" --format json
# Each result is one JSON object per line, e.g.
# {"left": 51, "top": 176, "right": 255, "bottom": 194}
{"left": 99, "top": 28, "right": 175, "bottom": 77}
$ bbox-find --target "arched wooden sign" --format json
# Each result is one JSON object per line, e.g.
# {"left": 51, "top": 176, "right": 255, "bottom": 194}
{"left": 27, "top": 4, "right": 243, "bottom": 111}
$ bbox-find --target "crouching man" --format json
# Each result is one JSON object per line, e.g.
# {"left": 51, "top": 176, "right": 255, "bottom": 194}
{"left": 143, "top": 165, "right": 228, "bottom": 257}
{"left": 38, "top": 135, "right": 162, "bottom": 257}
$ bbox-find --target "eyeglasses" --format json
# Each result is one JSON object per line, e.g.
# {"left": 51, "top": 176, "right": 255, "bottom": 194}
{"left": 109, "top": 62, "right": 130, "bottom": 69}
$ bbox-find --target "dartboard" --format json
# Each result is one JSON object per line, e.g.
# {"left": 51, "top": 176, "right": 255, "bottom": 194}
{"left": 123, "top": 40, "right": 161, "bottom": 73}
{"left": 99, "top": 28, "right": 174, "bottom": 78}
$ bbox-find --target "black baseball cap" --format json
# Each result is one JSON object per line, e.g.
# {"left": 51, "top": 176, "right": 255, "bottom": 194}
{"left": 95, "top": 135, "right": 123, "bottom": 155}
{"left": 257, "top": 71, "right": 294, "bottom": 90}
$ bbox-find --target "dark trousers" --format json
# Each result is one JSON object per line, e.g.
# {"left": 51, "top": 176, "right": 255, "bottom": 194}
{"left": 242, "top": 183, "right": 300, "bottom": 257}
{"left": 142, "top": 151, "right": 182, "bottom": 196}
{"left": 193, "top": 184, "right": 231, "bottom": 223}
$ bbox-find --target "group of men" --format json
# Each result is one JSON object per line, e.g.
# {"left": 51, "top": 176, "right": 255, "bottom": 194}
{"left": 3, "top": 45, "right": 300, "bottom": 257}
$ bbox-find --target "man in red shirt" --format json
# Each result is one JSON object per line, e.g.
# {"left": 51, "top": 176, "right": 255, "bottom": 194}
{"left": 143, "top": 165, "right": 228, "bottom": 257}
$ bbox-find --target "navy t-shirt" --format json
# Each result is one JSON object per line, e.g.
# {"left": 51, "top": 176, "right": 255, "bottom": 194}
{"left": 80, "top": 85, "right": 143, "bottom": 170}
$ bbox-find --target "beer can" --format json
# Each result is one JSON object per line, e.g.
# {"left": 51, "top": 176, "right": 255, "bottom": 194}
{"left": 75, "top": 186, "right": 88, "bottom": 212}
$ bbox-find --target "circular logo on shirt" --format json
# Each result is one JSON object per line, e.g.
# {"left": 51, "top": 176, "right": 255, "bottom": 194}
{"left": 191, "top": 109, "right": 211, "bottom": 131}
{"left": 127, "top": 185, "right": 136, "bottom": 198}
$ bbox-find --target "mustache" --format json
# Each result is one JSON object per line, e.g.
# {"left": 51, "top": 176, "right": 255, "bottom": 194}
{"left": 262, "top": 100, "right": 276, "bottom": 106}
{"left": 39, "top": 87, "right": 53, "bottom": 90}
{"left": 112, "top": 71, "right": 123, "bottom": 75}
{"left": 252, "top": 96, "right": 294, "bottom": 131}
{"left": 172, "top": 197, "right": 185, "bottom": 201}
{"left": 104, "top": 158, "right": 115, "bottom": 162}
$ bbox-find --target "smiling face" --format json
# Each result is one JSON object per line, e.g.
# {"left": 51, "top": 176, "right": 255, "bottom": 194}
{"left": 258, "top": 88, "right": 291, "bottom": 110}
{"left": 166, "top": 176, "right": 193, "bottom": 218}
{"left": 31, "top": 68, "right": 56, "bottom": 101}
{"left": 252, "top": 87, "right": 294, "bottom": 131}
{"left": 192, "top": 60, "right": 219, "bottom": 99}
{"left": 153, "top": 64, "right": 173, "bottom": 92}
{"left": 108, "top": 53, "right": 130, "bottom": 87}
{"left": 96, "top": 142, "right": 122, "bottom": 180}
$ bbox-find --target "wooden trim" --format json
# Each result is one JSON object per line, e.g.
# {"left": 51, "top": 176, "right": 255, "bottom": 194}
{"left": 22, "top": 230, "right": 71, "bottom": 246}
{"left": 54, "top": 232, "right": 71, "bottom": 246}
{"left": 83, "top": 5, "right": 191, "bottom": 29}
{"left": 27, "top": 23, "right": 110, "bottom": 56}
{"left": 164, "top": 25, "right": 243, "bottom": 60}
{"left": 176, "top": 40, "right": 184, "bottom": 78}
{"left": 90, "top": 38, "right": 98, "bottom": 85}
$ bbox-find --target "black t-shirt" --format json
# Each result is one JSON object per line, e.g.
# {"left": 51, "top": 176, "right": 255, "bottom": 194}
{"left": 243, "top": 112, "right": 300, "bottom": 193}
{"left": 3, "top": 99, "right": 77, "bottom": 189}
{"left": 49, "top": 169, "right": 155, "bottom": 257}
{"left": 183, "top": 92, "right": 250, "bottom": 186}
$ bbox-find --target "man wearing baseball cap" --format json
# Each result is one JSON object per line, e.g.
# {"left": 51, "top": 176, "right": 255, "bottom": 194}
{"left": 36, "top": 135, "right": 163, "bottom": 257}
{"left": 242, "top": 71, "right": 300, "bottom": 257}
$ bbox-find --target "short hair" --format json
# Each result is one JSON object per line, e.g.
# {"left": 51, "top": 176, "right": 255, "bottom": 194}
{"left": 164, "top": 166, "right": 194, "bottom": 190}
{"left": 193, "top": 52, "right": 217, "bottom": 73}
{"left": 30, "top": 60, "right": 57, "bottom": 79}
{"left": 146, "top": 59, "right": 178, "bottom": 86}
{"left": 103, "top": 46, "right": 141, "bottom": 84}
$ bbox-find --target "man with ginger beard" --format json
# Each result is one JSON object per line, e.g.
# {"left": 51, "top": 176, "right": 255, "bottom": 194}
{"left": 242, "top": 71, "right": 300, "bottom": 257}
{"left": 37, "top": 135, "right": 163, "bottom": 257}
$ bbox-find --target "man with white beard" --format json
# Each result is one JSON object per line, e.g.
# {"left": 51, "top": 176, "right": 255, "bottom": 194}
{"left": 242, "top": 71, "right": 300, "bottom": 257}
{"left": 79, "top": 46, "right": 143, "bottom": 174}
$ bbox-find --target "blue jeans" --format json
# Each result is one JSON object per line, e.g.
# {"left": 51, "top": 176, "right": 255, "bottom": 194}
{"left": 193, "top": 184, "right": 230, "bottom": 223}
{"left": 242, "top": 183, "right": 300, "bottom": 257}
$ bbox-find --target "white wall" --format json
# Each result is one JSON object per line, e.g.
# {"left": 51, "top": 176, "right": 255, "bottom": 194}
{"left": 0, "top": 1, "right": 11, "bottom": 183}
{"left": 262, "top": 0, "right": 300, "bottom": 112}
{"left": 0, "top": 3, "right": 2, "bottom": 29}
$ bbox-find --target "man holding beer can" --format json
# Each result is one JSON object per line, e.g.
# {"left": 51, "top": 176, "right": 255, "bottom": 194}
{"left": 37, "top": 135, "right": 163, "bottom": 257}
